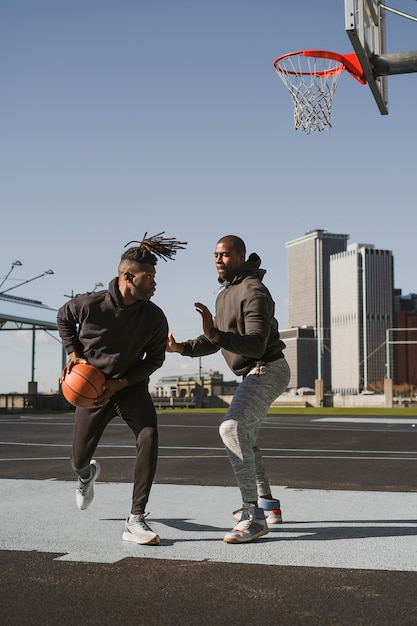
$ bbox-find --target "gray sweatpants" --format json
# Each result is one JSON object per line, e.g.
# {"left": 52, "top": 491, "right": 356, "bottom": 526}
{"left": 219, "top": 357, "right": 291, "bottom": 504}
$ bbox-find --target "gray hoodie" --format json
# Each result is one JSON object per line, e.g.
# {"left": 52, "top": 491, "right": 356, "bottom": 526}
{"left": 182, "top": 254, "right": 286, "bottom": 377}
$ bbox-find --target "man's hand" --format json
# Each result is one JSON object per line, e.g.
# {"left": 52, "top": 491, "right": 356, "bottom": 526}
{"left": 94, "top": 378, "right": 128, "bottom": 406}
{"left": 194, "top": 302, "right": 215, "bottom": 338}
{"left": 60, "top": 353, "right": 87, "bottom": 383}
{"left": 166, "top": 332, "right": 184, "bottom": 354}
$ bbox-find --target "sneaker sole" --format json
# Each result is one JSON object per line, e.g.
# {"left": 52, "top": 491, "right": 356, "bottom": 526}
{"left": 122, "top": 531, "right": 160, "bottom": 546}
{"left": 223, "top": 527, "right": 269, "bottom": 544}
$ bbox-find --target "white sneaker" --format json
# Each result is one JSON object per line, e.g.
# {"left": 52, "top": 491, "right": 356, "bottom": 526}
{"left": 122, "top": 514, "right": 160, "bottom": 545}
{"left": 76, "top": 460, "right": 100, "bottom": 511}
{"left": 224, "top": 504, "right": 269, "bottom": 544}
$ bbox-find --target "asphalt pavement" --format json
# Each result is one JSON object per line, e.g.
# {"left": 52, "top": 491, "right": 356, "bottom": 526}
{"left": 1, "top": 410, "right": 416, "bottom": 625}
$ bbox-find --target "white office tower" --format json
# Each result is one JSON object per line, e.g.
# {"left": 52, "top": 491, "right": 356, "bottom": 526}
{"left": 330, "top": 244, "right": 394, "bottom": 394}
{"left": 286, "top": 230, "right": 349, "bottom": 391}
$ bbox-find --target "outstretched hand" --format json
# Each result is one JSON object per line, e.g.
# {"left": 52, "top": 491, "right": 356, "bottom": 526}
{"left": 194, "top": 302, "right": 214, "bottom": 338}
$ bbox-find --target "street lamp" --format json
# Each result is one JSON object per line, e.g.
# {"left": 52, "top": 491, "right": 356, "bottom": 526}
{"left": 0, "top": 268, "right": 54, "bottom": 295}
{"left": 0, "top": 263, "right": 55, "bottom": 397}
{"left": 64, "top": 281, "right": 104, "bottom": 299}
{"left": 0, "top": 259, "right": 23, "bottom": 291}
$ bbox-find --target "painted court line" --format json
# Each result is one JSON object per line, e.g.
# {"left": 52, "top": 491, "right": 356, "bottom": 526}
{"left": 315, "top": 417, "right": 417, "bottom": 424}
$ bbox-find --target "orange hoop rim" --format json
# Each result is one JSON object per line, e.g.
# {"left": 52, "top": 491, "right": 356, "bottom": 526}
{"left": 273, "top": 50, "right": 366, "bottom": 84}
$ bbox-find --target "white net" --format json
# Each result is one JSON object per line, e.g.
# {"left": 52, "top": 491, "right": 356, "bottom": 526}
{"left": 274, "top": 53, "right": 346, "bottom": 134}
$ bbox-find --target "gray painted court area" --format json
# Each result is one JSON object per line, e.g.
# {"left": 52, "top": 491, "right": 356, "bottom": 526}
{"left": 1, "top": 479, "right": 416, "bottom": 571}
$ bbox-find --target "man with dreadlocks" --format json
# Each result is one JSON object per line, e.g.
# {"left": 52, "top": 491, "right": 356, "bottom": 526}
{"left": 167, "top": 235, "right": 290, "bottom": 544}
{"left": 57, "top": 232, "right": 186, "bottom": 545}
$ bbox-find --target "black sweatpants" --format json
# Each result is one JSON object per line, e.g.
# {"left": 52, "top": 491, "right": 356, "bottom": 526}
{"left": 70, "top": 381, "right": 158, "bottom": 515}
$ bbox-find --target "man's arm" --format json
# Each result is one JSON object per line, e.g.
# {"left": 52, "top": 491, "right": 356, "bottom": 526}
{"left": 166, "top": 330, "right": 220, "bottom": 358}
{"left": 56, "top": 300, "right": 85, "bottom": 358}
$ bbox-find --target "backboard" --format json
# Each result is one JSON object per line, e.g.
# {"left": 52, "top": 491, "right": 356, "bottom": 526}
{"left": 345, "top": 0, "right": 389, "bottom": 114}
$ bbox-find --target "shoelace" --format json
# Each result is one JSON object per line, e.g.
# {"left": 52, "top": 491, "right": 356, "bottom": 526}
{"left": 232, "top": 507, "right": 252, "bottom": 529}
{"left": 77, "top": 468, "right": 95, "bottom": 495}
{"left": 233, "top": 518, "right": 253, "bottom": 531}
{"left": 77, "top": 481, "right": 89, "bottom": 496}
{"left": 232, "top": 506, "right": 251, "bottom": 518}
{"left": 131, "top": 513, "right": 153, "bottom": 531}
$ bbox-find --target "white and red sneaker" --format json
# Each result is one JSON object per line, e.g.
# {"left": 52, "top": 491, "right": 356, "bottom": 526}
{"left": 224, "top": 504, "right": 269, "bottom": 543}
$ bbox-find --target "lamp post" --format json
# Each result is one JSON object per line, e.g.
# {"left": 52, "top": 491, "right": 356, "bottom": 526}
{"left": 0, "top": 268, "right": 54, "bottom": 295}
{"left": 0, "top": 263, "right": 55, "bottom": 396}
{"left": 0, "top": 259, "right": 23, "bottom": 291}
{"left": 64, "top": 282, "right": 103, "bottom": 299}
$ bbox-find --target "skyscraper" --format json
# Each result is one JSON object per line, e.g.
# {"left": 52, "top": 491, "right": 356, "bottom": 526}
{"left": 393, "top": 291, "right": 417, "bottom": 386}
{"left": 285, "top": 230, "right": 349, "bottom": 391}
{"left": 330, "top": 244, "right": 394, "bottom": 393}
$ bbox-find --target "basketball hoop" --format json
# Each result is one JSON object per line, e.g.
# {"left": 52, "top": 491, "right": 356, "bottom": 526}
{"left": 273, "top": 50, "right": 366, "bottom": 134}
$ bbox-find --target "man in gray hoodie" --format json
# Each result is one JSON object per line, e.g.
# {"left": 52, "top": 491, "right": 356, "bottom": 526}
{"left": 167, "top": 235, "right": 290, "bottom": 543}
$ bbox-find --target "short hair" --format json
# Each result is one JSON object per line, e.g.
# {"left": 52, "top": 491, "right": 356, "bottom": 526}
{"left": 217, "top": 235, "right": 246, "bottom": 256}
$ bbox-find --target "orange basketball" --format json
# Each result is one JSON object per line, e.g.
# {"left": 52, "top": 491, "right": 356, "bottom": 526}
{"left": 61, "top": 363, "right": 106, "bottom": 408}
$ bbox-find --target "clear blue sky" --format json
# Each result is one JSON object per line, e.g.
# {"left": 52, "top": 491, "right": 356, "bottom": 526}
{"left": 1, "top": 0, "right": 416, "bottom": 394}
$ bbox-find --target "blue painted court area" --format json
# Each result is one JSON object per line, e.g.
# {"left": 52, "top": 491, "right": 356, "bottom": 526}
{"left": 1, "top": 479, "right": 416, "bottom": 571}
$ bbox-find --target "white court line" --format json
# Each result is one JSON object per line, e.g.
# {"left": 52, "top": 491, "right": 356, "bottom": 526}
{"left": 1, "top": 441, "right": 416, "bottom": 462}
{"left": 1, "top": 441, "right": 416, "bottom": 454}
{"left": 315, "top": 417, "right": 417, "bottom": 424}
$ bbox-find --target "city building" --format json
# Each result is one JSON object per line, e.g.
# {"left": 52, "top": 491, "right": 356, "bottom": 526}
{"left": 285, "top": 229, "right": 349, "bottom": 391}
{"left": 330, "top": 244, "right": 394, "bottom": 394}
{"left": 153, "top": 370, "right": 239, "bottom": 408}
{"left": 393, "top": 291, "right": 417, "bottom": 386}
{"left": 279, "top": 327, "right": 317, "bottom": 390}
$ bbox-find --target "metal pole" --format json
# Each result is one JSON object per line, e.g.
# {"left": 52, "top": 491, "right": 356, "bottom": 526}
{"left": 373, "top": 51, "right": 417, "bottom": 76}
{"left": 379, "top": 4, "right": 417, "bottom": 24}
{"left": 196, "top": 356, "right": 203, "bottom": 408}
{"left": 31, "top": 327, "right": 36, "bottom": 382}
{"left": 386, "top": 328, "right": 390, "bottom": 379}
{"left": 0, "top": 270, "right": 54, "bottom": 295}
{"left": 0, "top": 260, "right": 22, "bottom": 290}
{"left": 316, "top": 237, "right": 322, "bottom": 380}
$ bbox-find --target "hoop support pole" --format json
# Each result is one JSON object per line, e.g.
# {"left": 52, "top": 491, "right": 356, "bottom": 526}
{"left": 372, "top": 50, "right": 417, "bottom": 76}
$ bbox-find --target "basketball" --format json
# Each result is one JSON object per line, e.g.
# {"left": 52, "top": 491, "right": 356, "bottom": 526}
{"left": 61, "top": 363, "right": 106, "bottom": 408}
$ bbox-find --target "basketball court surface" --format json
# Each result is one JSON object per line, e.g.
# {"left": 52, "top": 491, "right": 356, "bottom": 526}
{"left": 1, "top": 410, "right": 416, "bottom": 624}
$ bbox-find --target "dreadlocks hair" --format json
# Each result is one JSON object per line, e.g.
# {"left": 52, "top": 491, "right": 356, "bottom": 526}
{"left": 122, "top": 232, "right": 187, "bottom": 265}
